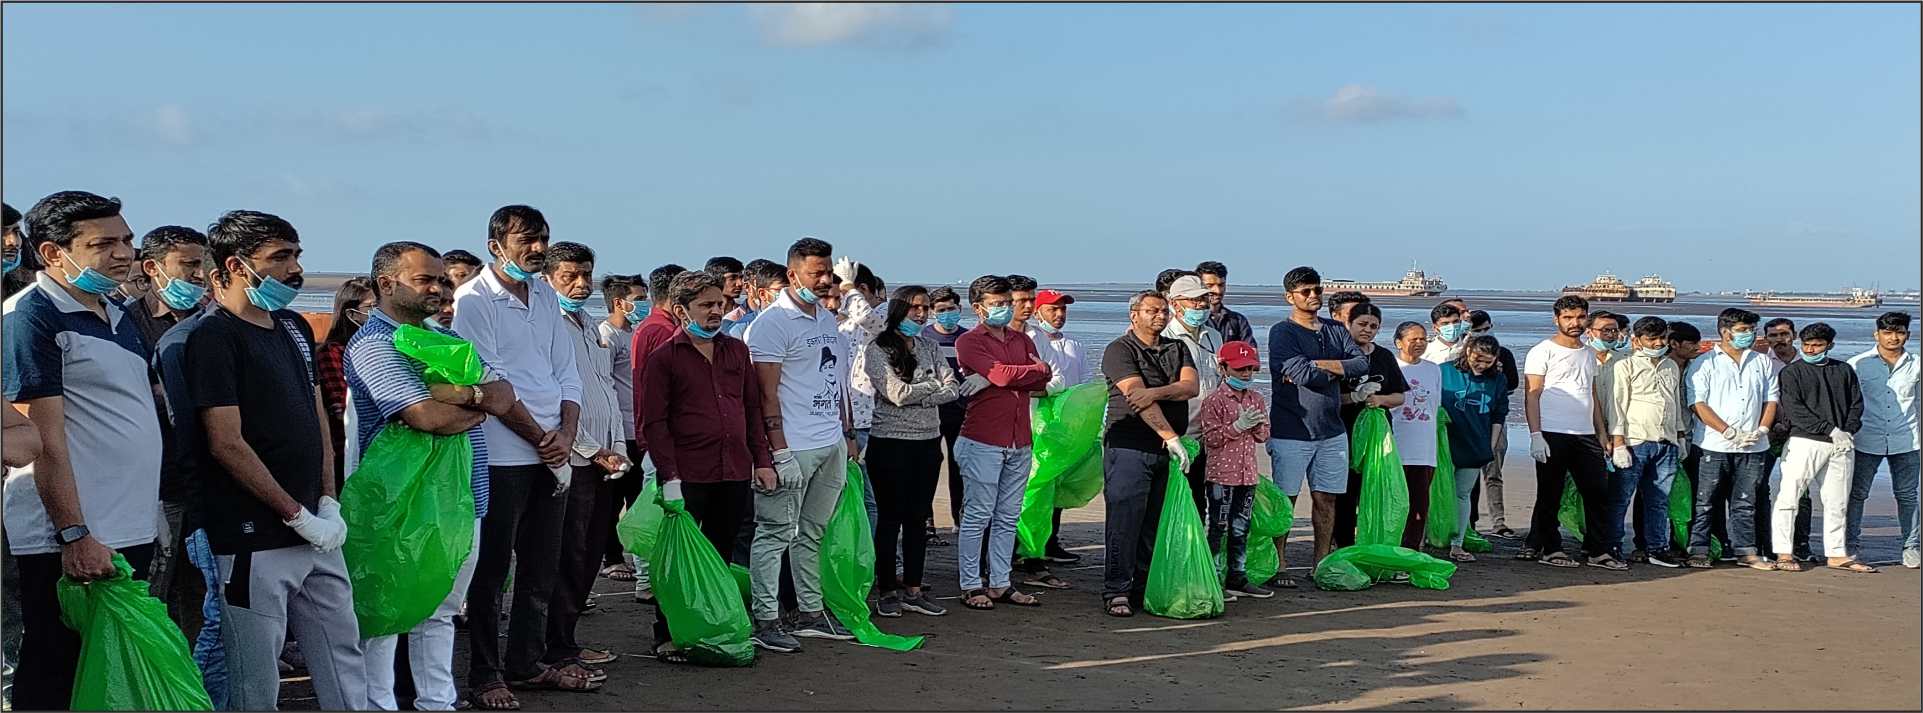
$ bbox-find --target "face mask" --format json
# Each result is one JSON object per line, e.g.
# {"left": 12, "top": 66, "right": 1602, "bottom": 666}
{"left": 156, "top": 274, "right": 207, "bottom": 311}
{"left": 1729, "top": 331, "right": 1757, "bottom": 350}
{"left": 1587, "top": 336, "right": 1614, "bottom": 353}
{"left": 685, "top": 319, "right": 720, "bottom": 340}
{"left": 1179, "top": 307, "right": 1208, "bottom": 328}
{"left": 794, "top": 286, "right": 820, "bottom": 305}
{"left": 2, "top": 254, "right": 18, "bottom": 274}
{"left": 500, "top": 258, "right": 535, "bottom": 283}
{"left": 239, "top": 259, "right": 299, "bottom": 312}
{"left": 1636, "top": 346, "right": 1670, "bottom": 359}
{"left": 58, "top": 250, "right": 121, "bottom": 296}
{"left": 1225, "top": 375, "right": 1251, "bottom": 391}
{"left": 1034, "top": 320, "right": 1059, "bottom": 335}
{"left": 1439, "top": 322, "right": 1467, "bottom": 342}
{"left": 1802, "top": 350, "right": 1828, "bottom": 364}
{"left": 897, "top": 320, "right": 924, "bottom": 337}
{"left": 935, "top": 311, "right": 963, "bottom": 330}
{"left": 556, "top": 293, "right": 587, "bottom": 313}
{"left": 1612, "top": 336, "right": 1631, "bottom": 351}
{"left": 423, "top": 317, "right": 446, "bottom": 331}
{"left": 984, "top": 305, "right": 1014, "bottom": 328}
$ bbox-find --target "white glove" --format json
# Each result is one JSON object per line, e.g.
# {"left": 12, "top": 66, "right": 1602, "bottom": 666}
{"left": 318, "top": 495, "right": 343, "bottom": 525}
{"left": 1742, "top": 428, "right": 1768, "bottom": 448}
{"left": 661, "top": 479, "right": 685, "bottom": 507}
{"left": 1164, "top": 438, "right": 1193, "bottom": 473}
{"left": 1355, "top": 381, "right": 1383, "bottom": 399}
{"left": 1721, "top": 426, "right": 1743, "bottom": 444}
{"left": 1232, "top": 408, "right": 1263, "bottom": 433}
{"left": 959, "top": 374, "right": 991, "bottom": 397}
{"left": 772, "top": 449, "right": 805, "bottom": 490}
{"left": 285, "top": 505, "right": 348, "bottom": 553}
{"left": 832, "top": 257, "right": 861, "bottom": 286}
{"left": 550, "top": 464, "right": 572, "bottom": 495}
{"left": 1610, "top": 446, "right": 1632, "bottom": 470}
{"left": 1529, "top": 433, "right": 1550, "bottom": 463}
{"left": 1830, "top": 428, "right": 1855, "bottom": 452}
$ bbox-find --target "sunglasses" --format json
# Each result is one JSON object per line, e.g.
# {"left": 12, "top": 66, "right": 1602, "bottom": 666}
{"left": 1291, "top": 286, "right": 1324, "bottom": 297}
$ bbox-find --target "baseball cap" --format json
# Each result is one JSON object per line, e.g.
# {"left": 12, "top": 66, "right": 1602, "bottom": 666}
{"left": 1219, "top": 341, "right": 1260, "bottom": 370}
{"left": 1035, "top": 289, "right": 1076, "bottom": 306}
{"left": 1167, "top": 275, "right": 1209, "bottom": 300}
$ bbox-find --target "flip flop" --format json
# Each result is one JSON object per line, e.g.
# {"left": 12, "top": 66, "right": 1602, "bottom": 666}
{"left": 992, "top": 587, "right": 1042, "bottom": 607}
{"left": 1828, "top": 559, "right": 1879, "bottom": 573}
{"left": 599, "top": 564, "right": 637, "bottom": 582}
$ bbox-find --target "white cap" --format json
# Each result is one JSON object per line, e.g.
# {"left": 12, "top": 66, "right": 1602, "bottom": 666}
{"left": 1167, "top": 275, "right": 1210, "bottom": 300}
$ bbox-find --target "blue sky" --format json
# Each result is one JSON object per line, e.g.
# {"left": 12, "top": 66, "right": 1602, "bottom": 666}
{"left": 5, "top": 3, "right": 1917, "bottom": 292}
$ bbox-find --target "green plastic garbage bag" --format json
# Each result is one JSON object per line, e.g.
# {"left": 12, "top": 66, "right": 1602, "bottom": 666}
{"left": 1311, "top": 544, "right": 1457, "bottom": 592}
{"left": 1426, "top": 411, "right": 1458, "bottom": 549}
{"left": 1350, "top": 408, "right": 1409, "bottom": 547}
{"left": 1053, "top": 454, "right": 1106, "bottom": 511}
{"left": 1462, "top": 529, "right": 1493, "bottom": 553}
{"left": 1018, "top": 381, "right": 1109, "bottom": 557}
{"left": 340, "top": 422, "right": 476, "bottom": 637}
{"left": 1015, "top": 460, "right": 1063, "bottom": 561}
{"left": 1669, "top": 467, "right": 1724, "bottom": 561}
{"left": 822, "top": 461, "right": 926, "bottom": 651}
{"left": 58, "top": 554, "right": 213, "bottom": 711}
{"left": 1144, "top": 438, "right": 1224, "bottom": 619}
{"left": 730, "top": 563, "right": 752, "bottom": 602}
{"left": 618, "top": 475, "right": 665, "bottom": 561}
{"left": 1558, "top": 475, "right": 1585, "bottom": 535}
{"left": 392, "top": 324, "right": 485, "bottom": 386}
{"left": 650, "top": 505, "right": 755, "bottom": 667}
{"left": 1243, "top": 478, "right": 1291, "bottom": 584}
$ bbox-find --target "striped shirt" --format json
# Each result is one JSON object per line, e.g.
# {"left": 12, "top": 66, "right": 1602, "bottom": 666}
{"left": 344, "top": 309, "right": 490, "bottom": 517}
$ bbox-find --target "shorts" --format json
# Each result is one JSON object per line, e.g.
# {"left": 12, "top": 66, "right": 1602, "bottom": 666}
{"left": 1268, "top": 435, "right": 1350, "bottom": 497}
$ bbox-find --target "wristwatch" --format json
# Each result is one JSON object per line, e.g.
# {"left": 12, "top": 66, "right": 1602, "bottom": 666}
{"left": 55, "top": 524, "right": 90, "bottom": 546}
{"left": 469, "top": 384, "right": 484, "bottom": 406}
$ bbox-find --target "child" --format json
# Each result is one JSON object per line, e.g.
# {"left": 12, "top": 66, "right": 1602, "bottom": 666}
{"left": 1197, "top": 341, "right": 1274, "bottom": 600}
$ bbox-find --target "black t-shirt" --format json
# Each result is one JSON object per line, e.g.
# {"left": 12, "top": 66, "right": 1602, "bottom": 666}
{"left": 1340, "top": 344, "right": 1412, "bottom": 430}
{"left": 186, "top": 307, "right": 324, "bottom": 555}
{"left": 1101, "top": 332, "right": 1197, "bottom": 452}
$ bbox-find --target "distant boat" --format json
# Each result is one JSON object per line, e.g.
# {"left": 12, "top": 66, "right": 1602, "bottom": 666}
{"left": 1746, "top": 287, "right": 1883, "bottom": 309}
{"left": 1562, "top": 272, "right": 1676, "bottom": 303}
{"left": 1325, "top": 267, "right": 1448, "bottom": 297}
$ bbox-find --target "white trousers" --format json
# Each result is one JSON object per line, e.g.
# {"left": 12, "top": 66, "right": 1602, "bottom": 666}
{"left": 1774, "top": 437, "right": 1853, "bottom": 558}
{"left": 362, "top": 520, "right": 483, "bottom": 711}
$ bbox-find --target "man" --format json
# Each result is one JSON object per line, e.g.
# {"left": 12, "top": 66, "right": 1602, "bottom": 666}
{"left": 727, "top": 259, "right": 786, "bottom": 340}
{"left": 952, "top": 275, "right": 1050, "bottom": 611}
{"left": 1684, "top": 307, "right": 1779, "bottom": 570}
{"left": 452, "top": 205, "right": 592, "bottom": 700}
{"left": 1195, "top": 260, "right": 1256, "bottom": 347}
{"left": 1770, "top": 322, "right": 1867, "bottom": 573}
{"left": 1099, "top": 290, "right": 1198, "bottom": 618}
{"left": 348, "top": 242, "right": 522, "bottom": 711}
{"left": 542, "top": 242, "right": 628, "bottom": 680}
{"left": 1601, "top": 316, "right": 1684, "bottom": 567}
{"left": 639, "top": 270, "right": 777, "bottom": 660}
{"left": 1326, "top": 290, "right": 1369, "bottom": 325}
{"left": 1522, "top": 295, "right": 1618, "bottom": 570}
{"left": 595, "top": 274, "right": 646, "bottom": 580}
{"left": 1153, "top": 268, "right": 1188, "bottom": 296}
{"left": 1464, "top": 309, "right": 1519, "bottom": 538}
{"left": 1163, "top": 274, "right": 1225, "bottom": 514}
{"left": 185, "top": 210, "right": 366, "bottom": 710}
{"left": 1266, "top": 266, "right": 1370, "bottom": 574}
{"left": 1848, "top": 311, "right": 1919, "bottom": 568}
{"left": 704, "top": 255, "right": 745, "bottom": 304}
{"left": 1759, "top": 317, "right": 1814, "bottom": 560}
{"left": 1422, "top": 302, "right": 1469, "bottom": 364}
{"left": 4, "top": 191, "right": 163, "bottom": 711}
{"left": 1015, "top": 288, "right": 1092, "bottom": 581}
{"left": 1586, "top": 310, "right": 1627, "bottom": 367}
{"left": 2, "top": 201, "right": 23, "bottom": 278}
{"left": 928, "top": 285, "right": 970, "bottom": 536}
{"left": 443, "top": 249, "right": 483, "bottom": 287}
{"left": 743, "top": 237, "right": 857, "bottom": 651}
{"left": 1006, "top": 274, "right": 1038, "bottom": 334}
{"left": 626, "top": 263, "right": 686, "bottom": 601}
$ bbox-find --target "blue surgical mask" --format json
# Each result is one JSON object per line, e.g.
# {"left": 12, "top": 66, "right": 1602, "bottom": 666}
{"left": 1729, "top": 331, "right": 1757, "bottom": 350}
{"left": 58, "top": 250, "right": 121, "bottom": 296}
{"left": 556, "top": 292, "right": 587, "bottom": 313}
{"left": 1587, "top": 336, "right": 1614, "bottom": 353}
{"left": 685, "top": 320, "right": 720, "bottom": 339}
{"left": 634, "top": 302, "right": 653, "bottom": 320}
{"left": 984, "top": 305, "right": 1013, "bottom": 327}
{"left": 157, "top": 274, "right": 207, "bottom": 311}
{"left": 794, "top": 286, "right": 819, "bottom": 305}
{"left": 239, "top": 260, "right": 299, "bottom": 312}
{"left": 1801, "top": 350, "right": 1828, "bottom": 364}
{"left": 1179, "top": 307, "right": 1208, "bottom": 328}
{"left": 1225, "top": 375, "right": 1251, "bottom": 391}
{"left": 1613, "top": 336, "right": 1631, "bottom": 351}
{"left": 2, "top": 253, "right": 18, "bottom": 274}
{"left": 897, "top": 320, "right": 924, "bottom": 337}
{"left": 1636, "top": 346, "right": 1670, "bottom": 359}
{"left": 625, "top": 309, "right": 640, "bottom": 324}
{"left": 423, "top": 317, "right": 446, "bottom": 331}
{"left": 935, "top": 311, "right": 963, "bottom": 330}
{"left": 1438, "top": 322, "right": 1467, "bottom": 343}
{"left": 1035, "top": 320, "right": 1060, "bottom": 335}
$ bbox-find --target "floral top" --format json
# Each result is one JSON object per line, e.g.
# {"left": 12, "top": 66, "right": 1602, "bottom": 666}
{"left": 1196, "top": 385, "right": 1270, "bottom": 486}
{"left": 839, "top": 290, "right": 887, "bottom": 431}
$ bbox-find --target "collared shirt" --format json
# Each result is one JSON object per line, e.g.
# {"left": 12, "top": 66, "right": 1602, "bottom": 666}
{"left": 562, "top": 310, "right": 625, "bottom": 467}
{"left": 628, "top": 309, "right": 681, "bottom": 449}
{"left": 1207, "top": 306, "right": 1257, "bottom": 347}
{"left": 1162, "top": 319, "right": 1225, "bottom": 435}
{"left": 1849, "top": 348, "right": 1919, "bottom": 455}
{"left": 745, "top": 289, "right": 847, "bottom": 451}
{"left": 1197, "top": 385, "right": 1268, "bottom": 486}
{"left": 3, "top": 272, "right": 162, "bottom": 555}
{"left": 126, "top": 296, "right": 192, "bottom": 505}
{"left": 596, "top": 319, "right": 636, "bottom": 440}
{"left": 838, "top": 290, "right": 886, "bottom": 431}
{"left": 451, "top": 266, "right": 582, "bottom": 466}
{"left": 956, "top": 325, "right": 1051, "bottom": 448}
{"left": 643, "top": 330, "right": 774, "bottom": 483}
{"left": 1688, "top": 346, "right": 1779, "bottom": 454}
{"left": 724, "top": 307, "right": 757, "bottom": 340}
{"left": 1602, "top": 352, "right": 1685, "bottom": 445}
{"left": 1025, "top": 326, "right": 1093, "bottom": 394}
{"left": 154, "top": 306, "right": 211, "bottom": 526}
{"left": 344, "top": 309, "right": 490, "bottom": 517}
{"left": 1421, "top": 338, "right": 1465, "bottom": 365}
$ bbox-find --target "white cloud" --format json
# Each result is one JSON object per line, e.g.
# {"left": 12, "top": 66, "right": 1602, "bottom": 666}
{"left": 1298, "top": 84, "right": 1464, "bottom": 124}
{"left": 150, "top": 104, "right": 194, "bottom": 145}
{"left": 753, "top": 3, "right": 951, "bottom": 49}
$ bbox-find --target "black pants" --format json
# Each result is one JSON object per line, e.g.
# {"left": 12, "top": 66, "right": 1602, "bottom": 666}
{"left": 467, "top": 464, "right": 566, "bottom": 687}
{"left": 604, "top": 442, "right": 647, "bottom": 567}
{"left": 1334, "top": 466, "right": 1365, "bottom": 548}
{"left": 1102, "top": 446, "right": 1171, "bottom": 602}
{"left": 869, "top": 436, "right": 943, "bottom": 591}
{"left": 545, "top": 464, "right": 608, "bottom": 665}
{"left": 654, "top": 480, "right": 751, "bottom": 644}
{"left": 941, "top": 406, "right": 965, "bottom": 527}
{"left": 13, "top": 542, "right": 155, "bottom": 711}
{"left": 1527, "top": 432, "right": 1611, "bottom": 557}
{"left": 1402, "top": 465, "right": 1436, "bottom": 550}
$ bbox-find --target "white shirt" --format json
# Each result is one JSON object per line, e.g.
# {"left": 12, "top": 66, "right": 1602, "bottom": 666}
{"left": 1422, "top": 338, "right": 1464, "bottom": 365}
{"left": 838, "top": 290, "right": 886, "bottom": 431}
{"left": 1849, "top": 348, "right": 1919, "bottom": 455}
{"left": 1025, "top": 325, "right": 1093, "bottom": 394}
{"left": 1162, "top": 318, "right": 1224, "bottom": 435}
{"left": 563, "top": 311, "right": 625, "bottom": 467}
{"left": 1687, "top": 346, "right": 1779, "bottom": 454}
{"left": 1392, "top": 356, "right": 1442, "bottom": 466}
{"left": 597, "top": 319, "right": 636, "bottom": 440}
{"left": 452, "top": 267, "right": 583, "bottom": 466}
{"left": 746, "top": 289, "right": 846, "bottom": 451}
{"left": 1524, "top": 339, "right": 1600, "bottom": 436}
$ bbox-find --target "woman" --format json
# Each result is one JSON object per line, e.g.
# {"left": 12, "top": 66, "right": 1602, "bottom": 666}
{"left": 317, "top": 277, "right": 373, "bottom": 489}
{"left": 1440, "top": 335, "right": 1508, "bottom": 562}
{"left": 862, "top": 285, "right": 961, "bottom": 618}
{"left": 1391, "top": 321, "right": 1440, "bottom": 551}
{"left": 1332, "top": 303, "right": 1409, "bottom": 553}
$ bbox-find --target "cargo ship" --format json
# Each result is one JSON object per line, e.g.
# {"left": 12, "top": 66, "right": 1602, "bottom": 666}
{"left": 1324, "top": 267, "right": 1448, "bottom": 297}
{"left": 1746, "top": 287, "right": 1883, "bottom": 309}
{"left": 1561, "top": 272, "right": 1676, "bottom": 303}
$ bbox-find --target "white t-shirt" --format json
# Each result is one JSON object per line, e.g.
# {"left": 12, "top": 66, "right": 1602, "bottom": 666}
{"left": 1524, "top": 339, "right": 1600, "bottom": 436}
{"left": 1392, "top": 356, "right": 1441, "bottom": 466}
{"left": 745, "top": 289, "right": 847, "bottom": 451}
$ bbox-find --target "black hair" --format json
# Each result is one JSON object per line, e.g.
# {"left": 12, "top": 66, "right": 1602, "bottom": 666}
{"left": 1154, "top": 268, "right": 1192, "bottom": 294}
{"left": 139, "top": 226, "right": 209, "bottom": 263}
{"left": 1716, "top": 307, "right": 1760, "bottom": 334}
{"left": 1347, "top": 302, "right": 1383, "bottom": 323}
{"left": 206, "top": 210, "right": 299, "bottom": 284}
{"left": 24, "top": 191, "right": 124, "bottom": 251}
{"left": 856, "top": 263, "right": 885, "bottom": 295}
{"left": 1005, "top": 274, "right": 1037, "bottom": 294}
{"left": 1393, "top": 320, "right": 1427, "bottom": 342}
{"left": 1468, "top": 309, "right": 1493, "bottom": 329}
{"left": 787, "top": 237, "right": 832, "bottom": 264}
{"left": 969, "top": 274, "right": 1012, "bottom": 306}
{"left": 487, "top": 205, "right": 547, "bottom": 245}
{"left": 1763, "top": 317, "right": 1796, "bottom": 334}
{"left": 649, "top": 263, "right": 689, "bottom": 304}
{"left": 1327, "top": 291, "right": 1370, "bottom": 317}
{"left": 368, "top": 240, "right": 441, "bottom": 292}
{"left": 1429, "top": 302, "right": 1464, "bottom": 324}
{"left": 600, "top": 274, "right": 639, "bottom": 310}
{"left": 1551, "top": 294, "right": 1589, "bottom": 316}
{"left": 1631, "top": 315, "right": 1669, "bottom": 340}
{"left": 1585, "top": 310, "right": 1625, "bottom": 330}
{"left": 1455, "top": 334, "right": 1504, "bottom": 375}
{"left": 1283, "top": 266, "right": 1321, "bottom": 292}
{"left": 1799, "top": 322, "right": 1837, "bottom": 344}
{"left": 929, "top": 286, "right": 960, "bottom": 306}
{"left": 326, "top": 277, "right": 374, "bottom": 346}
{"left": 442, "top": 249, "right": 483, "bottom": 269}
{"left": 748, "top": 260, "right": 787, "bottom": 289}
{"left": 543, "top": 241, "right": 594, "bottom": 274}
{"left": 1667, "top": 321, "right": 1702, "bottom": 343}
{"left": 1194, "top": 260, "right": 1228, "bottom": 280}
{"left": 875, "top": 285, "right": 931, "bottom": 382}
{"left": 1876, "top": 311, "right": 1913, "bottom": 332}
{"left": 668, "top": 269, "right": 724, "bottom": 308}
{"left": 704, "top": 256, "right": 744, "bottom": 276}
{"left": 2, "top": 202, "right": 18, "bottom": 227}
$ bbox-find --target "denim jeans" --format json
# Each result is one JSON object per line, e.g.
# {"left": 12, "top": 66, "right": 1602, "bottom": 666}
{"left": 1847, "top": 449, "right": 1922, "bottom": 556}
{"left": 954, "top": 437, "right": 1032, "bottom": 591}
{"left": 1206, "top": 484, "right": 1254, "bottom": 577}
{"left": 1691, "top": 449, "right": 1766, "bottom": 556}
{"left": 184, "top": 529, "right": 228, "bottom": 710}
{"left": 855, "top": 428, "right": 878, "bottom": 532}
{"left": 1609, "top": 441, "right": 1677, "bottom": 557}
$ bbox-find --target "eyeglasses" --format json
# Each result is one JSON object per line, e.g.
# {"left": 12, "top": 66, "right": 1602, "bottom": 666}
{"left": 1291, "top": 286, "right": 1324, "bottom": 297}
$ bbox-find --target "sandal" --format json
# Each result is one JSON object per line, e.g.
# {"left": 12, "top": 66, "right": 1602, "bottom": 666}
{"left": 992, "top": 587, "right": 1041, "bottom": 607}
{"left": 1828, "top": 559, "right": 1879, "bottom": 573}
{"left": 1449, "top": 550, "right": 1477, "bottom": 563}
{"left": 1774, "top": 557, "right": 1806, "bottom": 572}
{"left": 600, "top": 564, "right": 637, "bottom": 582}
{"left": 1103, "top": 596, "right": 1134, "bottom": 618}
{"left": 1586, "top": 555, "right": 1629, "bottom": 571}
{"left": 1492, "top": 527, "right": 1519, "bottom": 539}
{"left": 507, "top": 665, "right": 601, "bottom": 693}
{"left": 471, "top": 682, "right": 521, "bottom": 711}
{"left": 557, "top": 660, "right": 607, "bottom": 683}
{"left": 1021, "top": 573, "right": 1071, "bottom": 590}
{"left": 1740, "top": 556, "right": 1779, "bottom": 571}
{"left": 1538, "top": 551, "right": 1579, "bottom": 568}
{"left": 652, "top": 642, "right": 692, "bottom": 665}
{"left": 575, "top": 648, "right": 617, "bottom": 666}
{"left": 962, "top": 588, "right": 994, "bottom": 610}
{"left": 1516, "top": 547, "right": 1541, "bottom": 561}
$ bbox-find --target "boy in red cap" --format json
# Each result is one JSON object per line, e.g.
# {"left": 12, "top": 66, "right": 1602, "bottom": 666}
{"left": 1195, "top": 341, "right": 1274, "bottom": 599}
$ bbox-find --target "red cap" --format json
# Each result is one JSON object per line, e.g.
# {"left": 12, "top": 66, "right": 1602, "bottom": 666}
{"left": 1219, "top": 341, "right": 1260, "bottom": 370}
{"left": 1035, "top": 289, "right": 1076, "bottom": 306}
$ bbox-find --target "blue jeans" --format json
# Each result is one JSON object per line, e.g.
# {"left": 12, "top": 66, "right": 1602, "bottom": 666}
{"left": 183, "top": 529, "right": 227, "bottom": 710}
{"left": 1609, "top": 441, "right": 1677, "bottom": 557}
{"left": 1691, "top": 450, "right": 1766, "bottom": 556}
{"left": 1847, "top": 449, "right": 1921, "bottom": 556}
{"left": 954, "top": 437, "right": 1032, "bottom": 590}
{"left": 855, "top": 428, "right": 877, "bottom": 532}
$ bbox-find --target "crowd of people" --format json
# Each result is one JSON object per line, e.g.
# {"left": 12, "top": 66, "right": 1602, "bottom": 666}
{"left": 1, "top": 190, "right": 1917, "bottom": 711}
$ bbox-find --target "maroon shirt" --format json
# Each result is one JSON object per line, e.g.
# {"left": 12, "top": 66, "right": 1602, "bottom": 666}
{"left": 955, "top": 325, "right": 1052, "bottom": 448}
{"left": 629, "top": 309, "right": 680, "bottom": 452}
{"left": 639, "top": 329, "right": 774, "bottom": 484}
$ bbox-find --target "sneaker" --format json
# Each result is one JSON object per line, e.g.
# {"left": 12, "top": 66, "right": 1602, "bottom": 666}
{"left": 1043, "top": 547, "right": 1083, "bottom": 565}
{"left": 1645, "top": 551, "right": 1682, "bottom": 568}
{"left": 1686, "top": 555, "right": 1713, "bottom": 569}
{"left": 790, "top": 612, "right": 855, "bottom": 641}
{"left": 1627, "top": 549, "right": 1649, "bottom": 564}
{"left": 899, "top": 590, "right": 947, "bottom": 616}
{"left": 1224, "top": 577, "right": 1275, "bottom": 599}
{"left": 876, "top": 593, "right": 902, "bottom": 618}
{"left": 1387, "top": 572, "right": 1412, "bottom": 584}
{"left": 1221, "top": 589, "right": 1239, "bottom": 603}
{"left": 1904, "top": 549, "right": 1921, "bottom": 569}
{"left": 751, "top": 620, "right": 801, "bottom": 653}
